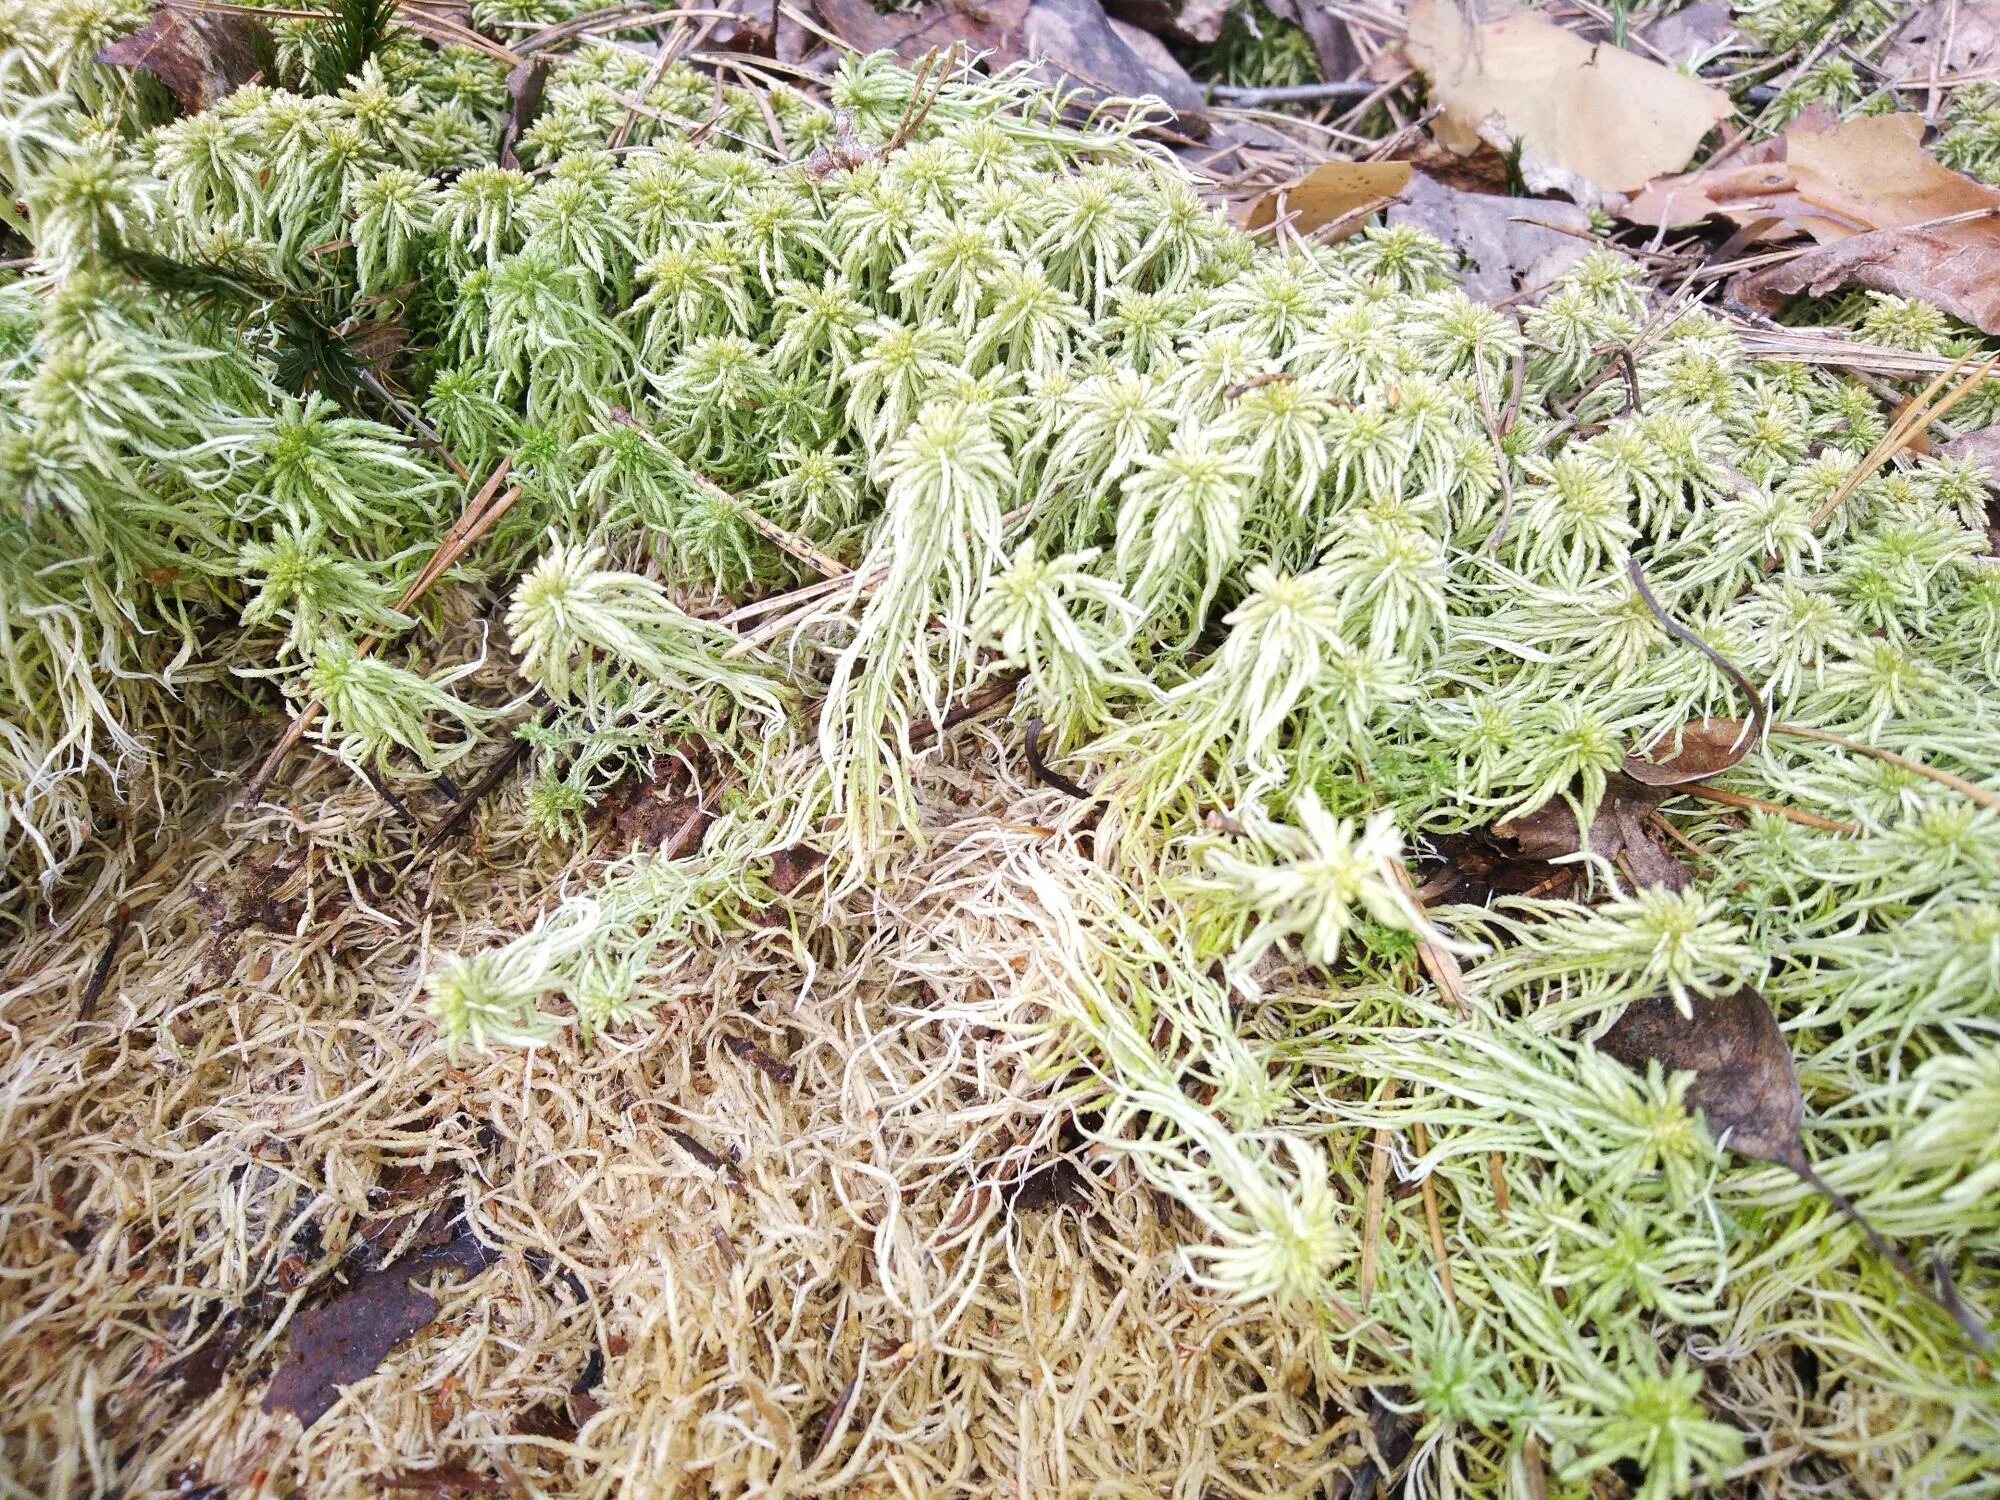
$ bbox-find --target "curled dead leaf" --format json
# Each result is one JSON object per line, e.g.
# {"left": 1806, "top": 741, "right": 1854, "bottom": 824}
{"left": 1735, "top": 221, "right": 2000, "bottom": 336}
{"left": 1405, "top": 0, "right": 1731, "bottom": 209}
{"left": 1622, "top": 716, "right": 1755, "bottom": 787}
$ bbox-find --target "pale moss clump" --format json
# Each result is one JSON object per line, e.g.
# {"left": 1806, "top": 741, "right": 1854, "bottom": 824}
{"left": 4, "top": 14, "right": 2000, "bottom": 1496}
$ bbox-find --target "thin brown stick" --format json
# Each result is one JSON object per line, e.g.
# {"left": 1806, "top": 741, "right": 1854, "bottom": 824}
{"left": 1411, "top": 1121, "right": 1457, "bottom": 1310}
{"left": 241, "top": 464, "right": 523, "bottom": 803}
{"left": 1678, "top": 784, "right": 1860, "bottom": 834}
{"left": 1769, "top": 723, "right": 2000, "bottom": 811}
{"left": 1389, "top": 861, "right": 1470, "bottom": 1017}
{"left": 1358, "top": 1079, "right": 1396, "bottom": 1311}
{"left": 908, "top": 672, "right": 1025, "bottom": 746}
{"left": 608, "top": 408, "right": 848, "bottom": 578}
{"left": 1628, "top": 556, "right": 1768, "bottom": 730}
{"left": 1809, "top": 353, "right": 1998, "bottom": 532}
{"left": 75, "top": 903, "right": 133, "bottom": 1024}
{"left": 1023, "top": 717, "right": 1092, "bottom": 800}
{"left": 413, "top": 718, "right": 542, "bottom": 862}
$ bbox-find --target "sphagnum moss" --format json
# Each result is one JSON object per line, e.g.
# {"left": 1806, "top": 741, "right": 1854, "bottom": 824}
{"left": 3, "top": 2, "right": 1999, "bottom": 1494}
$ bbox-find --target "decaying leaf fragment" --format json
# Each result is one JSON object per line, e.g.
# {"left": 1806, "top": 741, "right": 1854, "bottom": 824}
{"left": 262, "top": 1266, "right": 440, "bottom": 1428}
{"left": 262, "top": 1227, "right": 495, "bottom": 1428}
{"left": 1404, "top": 0, "right": 1732, "bottom": 209}
{"left": 1880, "top": 0, "right": 2000, "bottom": 86}
{"left": 1621, "top": 111, "right": 2000, "bottom": 331}
{"left": 813, "top": 0, "right": 1031, "bottom": 65}
{"left": 1495, "top": 775, "right": 1690, "bottom": 891}
{"left": 1598, "top": 985, "right": 1803, "bottom": 1166}
{"left": 1385, "top": 170, "right": 1593, "bottom": 302}
{"left": 1243, "top": 161, "right": 1412, "bottom": 238}
{"left": 1735, "top": 225, "right": 2000, "bottom": 336}
{"left": 1599, "top": 987, "right": 1994, "bottom": 1349}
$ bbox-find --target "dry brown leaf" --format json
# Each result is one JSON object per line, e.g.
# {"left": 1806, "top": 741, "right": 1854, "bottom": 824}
{"left": 1734, "top": 224, "right": 2000, "bottom": 335}
{"left": 1385, "top": 170, "right": 1595, "bottom": 302}
{"left": 1600, "top": 985, "right": 1992, "bottom": 1349}
{"left": 1404, "top": 0, "right": 1731, "bottom": 208}
{"left": 1596, "top": 985, "right": 1803, "bottom": 1168}
{"left": 1625, "top": 112, "right": 2000, "bottom": 245}
{"left": 497, "top": 56, "right": 549, "bottom": 172}
{"left": 97, "top": 2, "right": 263, "bottom": 114}
{"left": 263, "top": 1269, "right": 439, "bottom": 1428}
{"left": 1243, "top": 161, "right": 1412, "bottom": 237}
{"left": 1881, "top": 0, "right": 2000, "bottom": 87}
{"left": 1790, "top": 114, "right": 2000, "bottom": 233}
{"left": 391, "top": 0, "right": 478, "bottom": 51}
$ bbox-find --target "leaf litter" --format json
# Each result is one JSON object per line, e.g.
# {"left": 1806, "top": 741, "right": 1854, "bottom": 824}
{"left": 1405, "top": 0, "right": 1732, "bottom": 207}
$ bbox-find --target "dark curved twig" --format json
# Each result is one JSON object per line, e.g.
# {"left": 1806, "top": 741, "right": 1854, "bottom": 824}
{"left": 1627, "top": 556, "right": 1768, "bottom": 732}
{"left": 1025, "top": 717, "right": 1092, "bottom": 800}
{"left": 1795, "top": 1160, "right": 1994, "bottom": 1352}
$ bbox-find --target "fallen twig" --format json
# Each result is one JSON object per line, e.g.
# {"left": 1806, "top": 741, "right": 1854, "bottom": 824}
{"left": 1206, "top": 80, "right": 1381, "bottom": 107}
